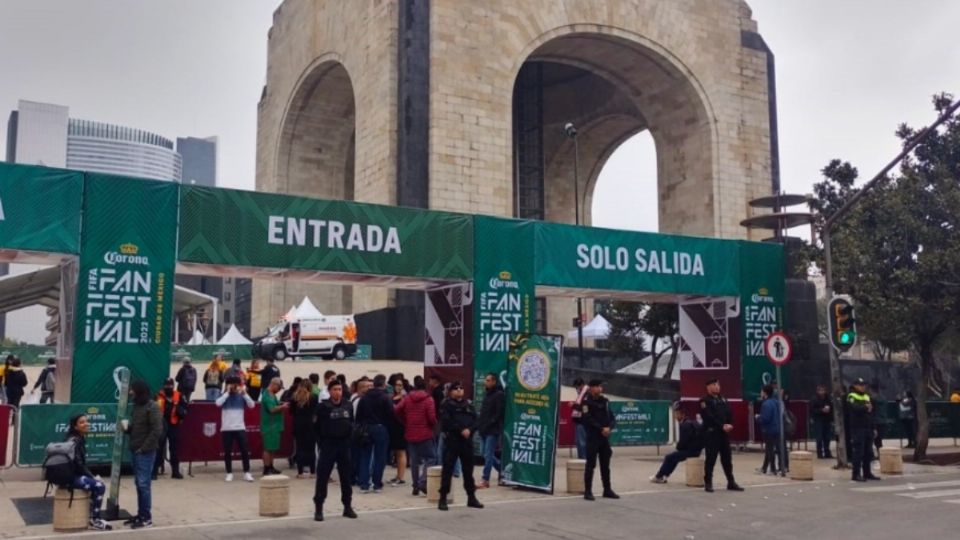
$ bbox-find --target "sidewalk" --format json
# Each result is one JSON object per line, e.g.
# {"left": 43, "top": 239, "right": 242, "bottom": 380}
{"left": 0, "top": 443, "right": 952, "bottom": 539}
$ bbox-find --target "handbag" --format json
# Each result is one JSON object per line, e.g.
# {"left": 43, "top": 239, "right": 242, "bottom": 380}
{"left": 352, "top": 424, "right": 372, "bottom": 446}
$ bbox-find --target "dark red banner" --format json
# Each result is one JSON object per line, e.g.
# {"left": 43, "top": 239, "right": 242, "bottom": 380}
{"left": 177, "top": 402, "right": 294, "bottom": 462}
{"left": 558, "top": 401, "right": 575, "bottom": 448}
{"left": 0, "top": 405, "right": 11, "bottom": 467}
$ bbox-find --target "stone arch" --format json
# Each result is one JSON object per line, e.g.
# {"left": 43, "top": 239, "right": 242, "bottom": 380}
{"left": 510, "top": 25, "right": 719, "bottom": 237}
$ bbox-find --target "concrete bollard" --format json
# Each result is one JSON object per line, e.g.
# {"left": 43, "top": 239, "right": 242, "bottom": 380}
{"left": 789, "top": 451, "right": 814, "bottom": 481}
{"left": 53, "top": 488, "right": 90, "bottom": 532}
{"left": 566, "top": 459, "right": 586, "bottom": 494}
{"left": 259, "top": 475, "right": 290, "bottom": 517}
{"left": 685, "top": 457, "right": 705, "bottom": 487}
{"left": 426, "top": 466, "right": 453, "bottom": 503}
{"left": 879, "top": 447, "right": 903, "bottom": 475}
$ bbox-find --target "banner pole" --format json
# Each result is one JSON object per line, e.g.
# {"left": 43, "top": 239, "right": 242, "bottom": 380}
{"left": 104, "top": 366, "right": 131, "bottom": 521}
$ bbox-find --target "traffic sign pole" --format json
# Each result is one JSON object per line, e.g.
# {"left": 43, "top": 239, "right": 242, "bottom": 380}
{"left": 764, "top": 332, "right": 793, "bottom": 477}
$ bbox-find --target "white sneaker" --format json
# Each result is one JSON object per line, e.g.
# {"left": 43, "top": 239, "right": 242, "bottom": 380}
{"left": 225, "top": 473, "right": 234, "bottom": 482}
{"left": 243, "top": 472, "right": 255, "bottom": 482}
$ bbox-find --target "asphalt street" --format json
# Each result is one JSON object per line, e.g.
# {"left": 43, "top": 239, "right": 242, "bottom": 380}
{"left": 20, "top": 470, "right": 960, "bottom": 540}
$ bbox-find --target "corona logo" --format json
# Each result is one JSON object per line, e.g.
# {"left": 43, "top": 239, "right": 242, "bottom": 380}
{"left": 527, "top": 408, "right": 536, "bottom": 415}
{"left": 120, "top": 243, "right": 139, "bottom": 255}
{"left": 87, "top": 407, "right": 100, "bottom": 414}
{"left": 758, "top": 287, "right": 769, "bottom": 296}
{"left": 499, "top": 271, "right": 512, "bottom": 280}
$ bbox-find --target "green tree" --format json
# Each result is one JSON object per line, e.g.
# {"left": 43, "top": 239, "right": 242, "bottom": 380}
{"left": 640, "top": 303, "right": 680, "bottom": 379}
{"left": 600, "top": 301, "right": 646, "bottom": 362}
{"left": 599, "top": 301, "right": 679, "bottom": 378}
{"left": 808, "top": 94, "right": 960, "bottom": 460}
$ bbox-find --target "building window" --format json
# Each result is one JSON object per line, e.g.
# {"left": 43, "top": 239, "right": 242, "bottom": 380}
{"left": 535, "top": 297, "right": 547, "bottom": 335}
{"left": 224, "top": 310, "right": 231, "bottom": 324}
{"left": 224, "top": 292, "right": 232, "bottom": 301}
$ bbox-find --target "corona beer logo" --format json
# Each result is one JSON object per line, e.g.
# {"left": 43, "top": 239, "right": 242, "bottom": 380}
{"left": 104, "top": 243, "right": 149, "bottom": 266}
{"left": 758, "top": 287, "right": 769, "bottom": 296}
{"left": 527, "top": 408, "right": 536, "bottom": 415}
{"left": 87, "top": 407, "right": 100, "bottom": 414}
{"left": 499, "top": 271, "right": 512, "bottom": 280}
{"left": 489, "top": 271, "right": 519, "bottom": 290}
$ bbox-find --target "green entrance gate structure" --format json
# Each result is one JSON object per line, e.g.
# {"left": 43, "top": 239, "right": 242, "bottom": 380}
{"left": 0, "top": 162, "right": 784, "bottom": 407}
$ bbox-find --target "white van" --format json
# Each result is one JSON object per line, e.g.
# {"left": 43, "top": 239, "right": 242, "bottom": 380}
{"left": 253, "top": 315, "right": 358, "bottom": 361}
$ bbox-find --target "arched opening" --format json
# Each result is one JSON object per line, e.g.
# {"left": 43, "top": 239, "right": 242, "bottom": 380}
{"left": 511, "top": 30, "right": 715, "bottom": 336}
{"left": 271, "top": 60, "right": 357, "bottom": 316}
{"left": 591, "top": 132, "right": 658, "bottom": 233}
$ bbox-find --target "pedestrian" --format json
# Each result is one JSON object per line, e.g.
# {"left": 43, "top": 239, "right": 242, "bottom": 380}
{"left": 224, "top": 358, "right": 245, "bottom": 383}
{"left": 571, "top": 378, "right": 589, "bottom": 459}
{"left": 337, "top": 374, "right": 350, "bottom": 401}
{"left": 651, "top": 402, "right": 703, "bottom": 483}
{"left": 33, "top": 357, "right": 57, "bottom": 403}
{"left": 437, "top": 381, "right": 483, "bottom": 511}
{"left": 395, "top": 377, "right": 437, "bottom": 496}
{"left": 123, "top": 380, "right": 163, "bottom": 529}
{"left": 216, "top": 375, "right": 256, "bottom": 482}
{"left": 309, "top": 373, "right": 322, "bottom": 398}
{"left": 476, "top": 372, "right": 505, "bottom": 488}
{"left": 260, "top": 359, "right": 282, "bottom": 400}
{"left": 291, "top": 379, "right": 318, "bottom": 478}
{"left": 0, "top": 354, "right": 10, "bottom": 404}
{"left": 64, "top": 413, "right": 112, "bottom": 530}
{"left": 581, "top": 379, "right": 619, "bottom": 501}
{"left": 847, "top": 378, "right": 880, "bottom": 482}
{"left": 261, "top": 377, "right": 288, "bottom": 476}
{"left": 282, "top": 376, "right": 303, "bottom": 403}
{"left": 174, "top": 359, "right": 197, "bottom": 402}
{"left": 202, "top": 358, "right": 224, "bottom": 401}
{"left": 356, "top": 375, "right": 393, "bottom": 492}
{"left": 870, "top": 384, "right": 886, "bottom": 456}
{"left": 387, "top": 376, "right": 408, "bottom": 487}
{"left": 897, "top": 391, "right": 920, "bottom": 448}
{"left": 350, "top": 377, "right": 371, "bottom": 486}
{"left": 312, "top": 379, "right": 359, "bottom": 522}
{"left": 757, "top": 384, "right": 784, "bottom": 475}
{"left": 3, "top": 356, "right": 28, "bottom": 409}
{"left": 246, "top": 359, "right": 264, "bottom": 402}
{"left": 436, "top": 382, "right": 463, "bottom": 479}
{"left": 321, "top": 370, "right": 337, "bottom": 400}
{"left": 153, "top": 378, "right": 186, "bottom": 480}
{"left": 810, "top": 384, "right": 834, "bottom": 459}
{"left": 700, "top": 378, "right": 744, "bottom": 492}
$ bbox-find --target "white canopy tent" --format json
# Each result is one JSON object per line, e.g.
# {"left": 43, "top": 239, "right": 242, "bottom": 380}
{"left": 295, "top": 296, "right": 323, "bottom": 319}
{"left": 186, "top": 329, "right": 209, "bottom": 345}
{"left": 282, "top": 305, "right": 298, "bottom": 321}
{"left": 217, "top": 324, "right": 253, "bottom": 345}
{"left": 566, "top": 314, "right": 611, "bottom": 340}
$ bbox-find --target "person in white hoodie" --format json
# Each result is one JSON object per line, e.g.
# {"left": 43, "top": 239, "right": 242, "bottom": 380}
{"left": 216, "top": 375, "right": 256, "bottom": 482}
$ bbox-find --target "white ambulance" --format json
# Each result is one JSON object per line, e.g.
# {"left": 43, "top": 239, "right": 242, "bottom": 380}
{"left": 253, "top": 315, "right": 358, "bottom": 361}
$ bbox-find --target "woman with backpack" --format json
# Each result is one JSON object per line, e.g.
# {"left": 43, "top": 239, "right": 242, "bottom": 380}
{"left": 63, "top": 413, "right": 113, "bottom": 530}
{"left": 203, "top": 359, "right": 225, "bottom": 401}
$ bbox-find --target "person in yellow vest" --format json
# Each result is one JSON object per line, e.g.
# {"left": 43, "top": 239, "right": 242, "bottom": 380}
{"left": 246, "top": 359, "right": 264, "bottom": 402}
{"left": 154, "top": 378, "right": 186, "bottom": 479}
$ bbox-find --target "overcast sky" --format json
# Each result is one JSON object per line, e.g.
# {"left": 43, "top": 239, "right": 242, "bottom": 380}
{"left": 1, "top": 0, "right": 958, "bottom": 236}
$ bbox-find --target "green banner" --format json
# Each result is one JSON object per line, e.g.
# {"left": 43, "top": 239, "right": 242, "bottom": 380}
{"left": 472, "top": 216, "right": 536, "bottom": 397}
{"left": 72, "top": 175, "right": 178, "bottom": 402}
{"left": 533, "top": 222, "right": 740, "bottom": 297}
{"left": 17, "top": 403, "right": 124, "bottom": 466}
{"left": 0, "top": 162, "right": 83, "bottom": 253}
{"left": 501, "top": 334, "right": 561, "bottom": 492}
{"left": 608, "top": 400, "right": 670, "bottom": 446}
{"left": 738, "top": 241, "right": 786, "bottom": 401}
{"left": 178, "top": 186, "right": 473, "bottom": 281}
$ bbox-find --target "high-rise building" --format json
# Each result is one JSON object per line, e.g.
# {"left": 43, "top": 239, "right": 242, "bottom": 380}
{"left": 177, "top": 136, "right": 217, "bottom": 187}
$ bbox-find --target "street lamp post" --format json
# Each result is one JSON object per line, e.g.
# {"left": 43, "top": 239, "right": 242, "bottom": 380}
{"left": 565, "top": 123, "right": 585, "bottom": 365}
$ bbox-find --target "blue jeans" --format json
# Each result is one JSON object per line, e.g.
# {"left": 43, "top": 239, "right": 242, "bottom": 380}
{"left": 407, "top": 439, "right": 437, "bottom": 490}
{"left": 205, "top": 388, "right": 220, "bottom": 401}
{"left": 132, "top": 450, "right": 156, "bottom": 521}
{"left": 358, "top": 424, "right": 388, "bottom": 490}
{"left": 655, "top": 449, "right": 700, "bottom": 479}
{"left": 575, "top": 423, "right": 587, "bottom": 459}
{"left": 482, "top": 434, "right": 501, "bottom": 482}
{"left": 73, "top": 475, "right": 106, "bottom": 520}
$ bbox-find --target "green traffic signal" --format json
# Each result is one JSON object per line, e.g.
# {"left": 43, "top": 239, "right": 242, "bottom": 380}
{"left": 828, "top": 296, "right": 858, "bottom": 352}
{"left": 839, "top": 331, "right": 855, "bottom": 345}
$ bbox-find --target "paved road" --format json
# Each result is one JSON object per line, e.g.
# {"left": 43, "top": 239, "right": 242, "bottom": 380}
{"left": 21, "top": 471, "right": 960, "bottom": 540}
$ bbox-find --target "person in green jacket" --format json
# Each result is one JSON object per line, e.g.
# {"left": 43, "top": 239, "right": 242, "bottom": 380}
{"left": 261, "top": 377, "right": 288, "bottom": 476}
{"left": 124, "top": 380, "right": 163, "bottom": 529}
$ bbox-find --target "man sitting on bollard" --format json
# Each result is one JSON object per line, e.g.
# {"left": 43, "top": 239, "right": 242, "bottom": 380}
{"left": 651, "top": 402, "right": 703, "bottom": 484}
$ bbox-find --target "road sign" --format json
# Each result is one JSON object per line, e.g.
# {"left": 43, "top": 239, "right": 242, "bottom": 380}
{"left": 764, "top": 331, "right": 793, "bottom": 366}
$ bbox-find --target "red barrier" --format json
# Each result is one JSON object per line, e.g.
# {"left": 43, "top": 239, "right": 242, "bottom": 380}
{"left": 558, "top": 401, "right": 575, "bottom": 448}
{"left": 0, "top": 405, "right": 12, "bottom": 467}
{"left": 177, "top": 402, "right": 294, "bottom": 463}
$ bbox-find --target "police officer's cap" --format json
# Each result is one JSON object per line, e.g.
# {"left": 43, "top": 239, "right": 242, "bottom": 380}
{"left": 705, "top": 378, "right": 720, "bottom": 386}
{"left": 449, "top": 381, "right": 465, "bottom": 391}
{"left": 588, "top": 379, "right": 603, "bottom": 387}
{"left": 853, "top": 377, "right": 867, "bottom": 386}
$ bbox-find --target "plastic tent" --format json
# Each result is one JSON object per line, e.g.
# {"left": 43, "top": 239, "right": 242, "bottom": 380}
{"left": 282, "top": 305, "right": 298, "bottom": 321}
{"left": 217, "top": 324, "right": 253, "bottom": 345}
{"left": 566, "top": 314, "right": 611, "bottom": 340}
{"left": 295, "top": 296, "right": 323, "bottom": 319}
{"left": 186, "top": 329, "right": 209, "bottom": 345}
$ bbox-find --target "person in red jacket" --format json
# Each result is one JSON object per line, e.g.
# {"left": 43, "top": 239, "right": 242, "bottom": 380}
{"left": 395, "top": 378, "right": 437, "bottom": 496}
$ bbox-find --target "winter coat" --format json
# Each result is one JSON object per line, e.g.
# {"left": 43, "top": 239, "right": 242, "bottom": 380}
{"left": 476, "top": 384, "right": 506, "bottom": 437}
{"left": 395, "top": 390, "right": 437, "bottom": 443}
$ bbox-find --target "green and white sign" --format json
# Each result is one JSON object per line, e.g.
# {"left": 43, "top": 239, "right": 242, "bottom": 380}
{"left": 534, "top": 222, "right": 740, "bottom": 297}
{"left": 608, "top": 401, "right": 670, "bottom": 446}
{"left": 178, "top": 186, "right": 473, "bottom": 281}
{"left": 72, "top": 175, "right": 178, "bottom": 402}
{"left": 17, "top": 403, "right": 124, "bottom": 466}
{"left": 739, "top": 242, "right": 786, "bottom": 401}
{"left": 501, "top": 334, "right": 561, "bottom": 493}
{"left": 0, "top": 162, "right": 83, "bottom": 254}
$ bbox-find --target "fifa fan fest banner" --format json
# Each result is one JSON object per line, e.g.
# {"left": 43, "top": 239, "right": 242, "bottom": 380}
{"left": 71, "top": 175, "right": 178, "bottom": 403}
{"left": 501, "top": 334, "right": 561, "bottom": 493}
{"left": 17, "top": 403, "right": 125, "bottom": 466}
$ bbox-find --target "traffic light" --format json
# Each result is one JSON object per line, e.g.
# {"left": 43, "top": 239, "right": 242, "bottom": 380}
{"left": 827, "top": 296, "right": 857, "bottom": 352}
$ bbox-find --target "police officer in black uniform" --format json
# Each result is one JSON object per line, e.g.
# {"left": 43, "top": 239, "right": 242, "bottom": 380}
{"left": 700, "top": 378, "right": 744, "bottom": 492}
{"left": 847, "top": 377, "right": 880, "bottom": 482}
{"left": 313, "top": 380, "right": 359, "bottom": 522}
{"left": 438, "top": 381, "right": 484, "bottom": 511}
{"left": 582, "top": 379, "right": 620, "bottom": 501}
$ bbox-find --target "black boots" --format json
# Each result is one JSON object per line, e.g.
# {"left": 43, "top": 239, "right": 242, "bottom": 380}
{"left": 467, "top": 495, "right": 484, "bottom": 509}
{"left": 584, "top": 492, "right": 596, "bottom": 501}
{"left": 602, "top": 490, "right": 620, "bottom": 499}
{"left": 727, "top": 484, "right": 745, "bottom": 491}
{"left": 438, "top": 497, "right": 449, "bottom": 511}
{"left": 314, "top": 507, "right": 324, "bottom": 522}
{"left": 343, "top": 507, "right": 358, "bottom": 519}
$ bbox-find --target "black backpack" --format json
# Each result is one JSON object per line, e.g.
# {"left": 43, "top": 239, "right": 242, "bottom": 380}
{"left": 42, "top": 439, "right": 78, "bottom": 503}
